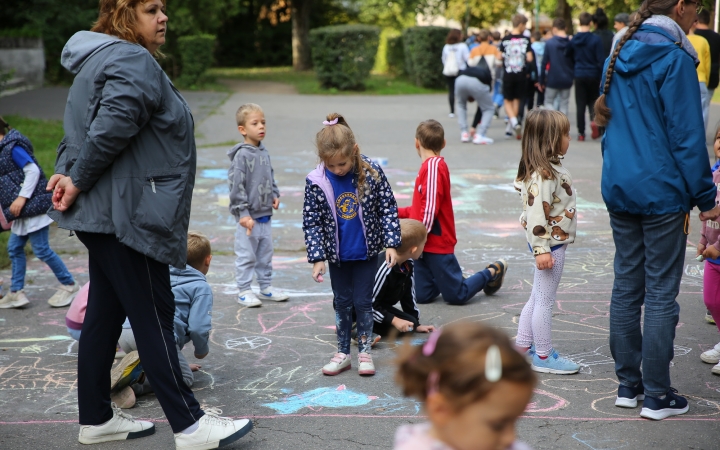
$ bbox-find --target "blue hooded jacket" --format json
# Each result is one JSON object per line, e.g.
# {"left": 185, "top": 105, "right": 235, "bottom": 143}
{"left": 601, "top": 25, "right": 716, "bottom": 214}
{"left": 171, "top": 265, "right": 213, "bottom": 356}
{"left": 566, "top": 32, "right": 605, "bottom": 79}
{"left": 540, "top": 36, "right": 574, "bottom": 89}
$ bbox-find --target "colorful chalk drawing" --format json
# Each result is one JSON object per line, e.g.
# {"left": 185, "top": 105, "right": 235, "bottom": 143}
{"left": 262, "top": 384, "right": 378, "bottom": 414}
{"left": 572, "top": 432, "right": 630, "bottom": 450}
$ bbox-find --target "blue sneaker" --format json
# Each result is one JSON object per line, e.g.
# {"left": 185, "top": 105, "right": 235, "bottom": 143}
{"left": 640, "top": 388, "right": 689, "bottom": 420}
{"left": 519, "top": 343, "right": 535, "bottom": 362}
{"left": 615, "top": 381, "right": 645, "bottom": 408}
{"left": 531, "top": 349, "right": 580, "bottom": 374}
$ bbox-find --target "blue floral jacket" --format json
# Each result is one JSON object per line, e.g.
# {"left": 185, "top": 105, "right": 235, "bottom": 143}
{"left": 303, "top": 156, "right": 401, "bottom": 264}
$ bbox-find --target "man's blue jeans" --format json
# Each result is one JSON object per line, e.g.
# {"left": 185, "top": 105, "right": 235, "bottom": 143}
{"left": 7, "top": 225, "right": 74, "bottom": 291}
{"left": 608, "top": 211, "right": 686, "bottom": 397}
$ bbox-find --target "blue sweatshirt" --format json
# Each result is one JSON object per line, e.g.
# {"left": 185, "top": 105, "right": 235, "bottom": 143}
{"left": 171, "top": 265, "right": 213, "bottom": 356}
{"left": 540, "top": 36, "right": 574, "bottom": 89}
{"left": 566, "top": 32, "right": 605, "bottom": 79}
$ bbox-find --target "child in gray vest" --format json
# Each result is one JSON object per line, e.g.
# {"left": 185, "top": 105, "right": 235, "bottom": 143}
{"left": 228, "top": 103, "right": 288, "bottom": 307}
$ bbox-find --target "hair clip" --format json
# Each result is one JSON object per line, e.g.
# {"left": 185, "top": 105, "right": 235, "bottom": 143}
{"left": 423, "top": 329, "right": 442, "bottom": 356}
{"left": 322, "top": 118, "right": 339, "bottom": 126}
{"left": 485, "top": 344, "right": 502, "bottom": 382}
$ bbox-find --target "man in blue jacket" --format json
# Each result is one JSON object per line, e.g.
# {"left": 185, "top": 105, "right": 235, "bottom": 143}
{"left": 540, "top": 18, "right": 574, "bottom": 115}
{"left": 567, "top": 12, "right": 606, "bottom": 141}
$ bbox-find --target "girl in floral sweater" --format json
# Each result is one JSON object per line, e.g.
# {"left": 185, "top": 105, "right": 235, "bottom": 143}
{"left": 303, "top": 113, "right": 401, "bottom": 377}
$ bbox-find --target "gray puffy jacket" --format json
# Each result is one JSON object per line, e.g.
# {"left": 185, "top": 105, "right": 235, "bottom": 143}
{"left": 49, "top": 31, "right": 196, "bottom": 267}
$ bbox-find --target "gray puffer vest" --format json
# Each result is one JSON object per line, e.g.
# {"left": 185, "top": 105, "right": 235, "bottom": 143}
{"left": 49, "top": 31, "right": 196, "bottom": 267}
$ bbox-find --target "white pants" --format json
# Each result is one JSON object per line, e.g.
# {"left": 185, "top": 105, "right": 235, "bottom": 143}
{"left": 235, "top": 220, "right": 274, "bottom": 292}
{"left": 700, "top": 82, "right": 710, "bottom": 137}
{"left": 544, "top": 88, "right": 571, "bottom": 116}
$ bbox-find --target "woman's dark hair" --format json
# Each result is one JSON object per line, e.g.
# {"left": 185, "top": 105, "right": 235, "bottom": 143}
{"left": 594, "top": 0, "right": 680, "bottom": 126}
{"left": 446, "top": 29, "right": 462, "bottom": 45}
{"left": 0, "top": 117, "right": 9, "bottom": 135}
{"left": 592, "top": 7, "right": 609, "bottom": 29}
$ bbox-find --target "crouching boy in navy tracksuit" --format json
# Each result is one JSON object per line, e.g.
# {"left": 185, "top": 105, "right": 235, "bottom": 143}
{"left": 399, "top": 120, "right": 508, "bottom": 304}
{"left": 112, "top": 232, "right": 214, "bottom": 408}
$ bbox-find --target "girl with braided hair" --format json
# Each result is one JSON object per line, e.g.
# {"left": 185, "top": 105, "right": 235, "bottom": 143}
{"left": 594, "top": 0, "right": 720, "bottom": 420}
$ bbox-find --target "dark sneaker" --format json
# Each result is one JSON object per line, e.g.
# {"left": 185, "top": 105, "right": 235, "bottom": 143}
{"left": 483, "top": 260, "right": 508, "bottom": 295}
{"left": 590, "top": 121, "right": 600, "bottom": 140}
{"left": 577, "top": 135, "right": 585, "bottom": 142}
{"left": 110, "top": 351, "right": 143, "bottom": 392}
{"left": 615, "top": 381, "right": 645, "bottom": 408}
{"left": 640, "top": 388, "right": 689, "bottom": 420}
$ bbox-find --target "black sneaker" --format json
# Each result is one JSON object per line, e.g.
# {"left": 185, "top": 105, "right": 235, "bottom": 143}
{"left": 640, "top": 388, "right": 689, "bottom": 420}
{"left": 615, "top": 381, "right": 644, "bottom": 408}
{"left": 483, "top": 260, "right": 508, "bottom": 296}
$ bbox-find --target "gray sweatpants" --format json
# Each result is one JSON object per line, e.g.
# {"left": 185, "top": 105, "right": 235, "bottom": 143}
{"left": 455, "top": 75, "right": 494, "bottom": 136}
{"left": 118, "top": 328, "right": 194, "bottom": 389}
{"left": 544, "top": 87, "right": 571, "bottom": 116}
{"left": 235, "top": 220, "right": 273, "bottom": 292}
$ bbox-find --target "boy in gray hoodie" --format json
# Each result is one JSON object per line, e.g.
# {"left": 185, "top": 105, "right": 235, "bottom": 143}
{"left": 228, "top": 103, "right": 287, "bottom": 307}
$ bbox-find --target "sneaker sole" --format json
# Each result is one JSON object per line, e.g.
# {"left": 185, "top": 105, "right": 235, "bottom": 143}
{"left": 259, "top": 295, "right": 288, "bottom": 302}
{"left": 713, "top": 366, "right": 720, "bottom": 376}
{"left": 640, "top": 405, "right": 689, "bottom": 420}
{"left": 111, "top": 386, "right": 137, "bottom": 409}
{"left": 237, "top": 301, "right": 262, "bottom": 308}
{"left": 322, "top": 364, "right": 351, "bottom": 376}
{"left": 615, "top": 394, "right": 644, "bottom": 408}
{"left": 110, "top": 352, "right": 140, "bottom": 391}
{"left": 78, "top": 424, "right": 155, "bottom": 444}
{"left": 701, "top": 354, "right": 720, "bottom": 364}
{"left": 484, "top": 260, "right": 507, "bottom": 296}
{"left": 215, "top": 419, "right": 254, "bottom": 449}
{"left": 2, "top": 297, "right": 30, "bottom": 308}
{"left": 359, "top": 367, "right": 376, "bottom": 376}
{"left": 530, "top": 364, "right": 579, "bottom": 375}
{"left": 48, "top": 290, "right": 79, "bottom": 308}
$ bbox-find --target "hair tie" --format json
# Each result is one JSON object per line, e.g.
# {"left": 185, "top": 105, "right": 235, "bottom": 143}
{"left": 322, "top": 118, "right": 339, "bottom": 126}
{"left": 485, "top": 344, "right": 502, "bottom": 382}
{"left": 423, "top": 329, "right": 442, "bottom": 356}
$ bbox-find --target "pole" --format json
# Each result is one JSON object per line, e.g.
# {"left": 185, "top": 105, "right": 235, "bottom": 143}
{"left": 535, "top": 0, "right": 540, "bottom": 32}
{"left": 715, "top": 0, "right": 719, "bottom": 32}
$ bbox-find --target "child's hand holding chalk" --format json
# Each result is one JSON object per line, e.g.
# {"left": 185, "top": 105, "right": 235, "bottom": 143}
{"left": 312, "top": 261, "right": 326, "bottom": 283}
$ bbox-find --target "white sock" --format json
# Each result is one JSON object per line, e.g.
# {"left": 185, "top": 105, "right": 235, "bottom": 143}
{"left": 181, "top": 421, "right": 199, "bottom": 434}
{"left": 510, "top": 117, "right": 518, "bottom": 127}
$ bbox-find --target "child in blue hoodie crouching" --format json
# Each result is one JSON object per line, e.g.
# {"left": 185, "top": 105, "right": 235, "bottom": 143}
{"left": 112, "top": 231, "right": 214, "bottom": 408}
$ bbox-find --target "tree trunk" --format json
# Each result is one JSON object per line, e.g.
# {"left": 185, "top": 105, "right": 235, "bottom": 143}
{"left": 291, "top": 0, "right": 312, "bottom": 71}
{"left": 555, "top": 0, "right": 573, "bottom": 35}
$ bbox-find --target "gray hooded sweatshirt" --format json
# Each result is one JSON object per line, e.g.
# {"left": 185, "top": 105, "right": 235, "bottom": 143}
{"left": 49, "top": 31, "right": 195, "bottom": 267}
{"left": 227, "top": 142, "right": 280, "bottom": 220}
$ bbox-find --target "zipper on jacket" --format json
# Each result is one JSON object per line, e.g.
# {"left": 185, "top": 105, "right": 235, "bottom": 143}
{"left": 147, "top": 174, "right": 182, "bottom": 193}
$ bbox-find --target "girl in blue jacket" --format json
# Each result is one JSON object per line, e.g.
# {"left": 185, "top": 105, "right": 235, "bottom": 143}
{"left": 303, "top": 113, "right": 401, "bottom": 377}
{"left": 594, "top": 0, "right": 720, "bottom": 421}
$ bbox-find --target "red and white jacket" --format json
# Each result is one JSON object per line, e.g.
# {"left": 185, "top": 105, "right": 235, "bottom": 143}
{"left": 398, "top": 156, "right": 457, "bottom": 254}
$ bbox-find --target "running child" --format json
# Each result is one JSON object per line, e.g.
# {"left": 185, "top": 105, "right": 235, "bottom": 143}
{"left": 394, "top": 322, "right": 535, "bottom": 450}
{"left": 514, "top": 109, "right": 579, "bottom": 375}
{"left": 698, "top": 123, "right": 720, "bottom": 376}
{"left": 400, "top": 119, "right": 507, "bottom": 305}
{"left": 228, "top": 103, "right": 288, "bottom": 307}
{"left": 303, "top": 113, "right": 401, "bottom": 377}
{"left": 0, "top": 117, "right": 78, "bottom": 309}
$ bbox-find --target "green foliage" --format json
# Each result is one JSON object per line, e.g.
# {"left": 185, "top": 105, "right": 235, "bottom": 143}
{"left": 386, "top": 34, "right": 405, "bottom": 76}
{"left": 357, "top": 0, "right": 417, "bottom": 30}
{"left": 177, "top": 35, "right": 216, "bottom": 88}
{"left": 309, "top": 24, "right": 380, "bottom": 90}
{"left": 537, "top": 0, "right": 642, "bottom": 27}
{"left": 402, "top": 26, "right": 449, "bottom": 89}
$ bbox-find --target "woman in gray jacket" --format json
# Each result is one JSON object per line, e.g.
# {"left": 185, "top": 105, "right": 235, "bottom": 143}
{"left": 48, "top": 1, "right": 252, "bottom": 448}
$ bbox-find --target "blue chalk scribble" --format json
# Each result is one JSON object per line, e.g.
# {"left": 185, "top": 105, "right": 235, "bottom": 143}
{"left": 262, "top": 385, "right": 376, "bottom": 414}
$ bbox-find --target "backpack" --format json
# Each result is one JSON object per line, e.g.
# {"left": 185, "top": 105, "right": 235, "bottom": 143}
{"left": 460, "top": 57, "right": 492, "bottom": 87}
{"left": 443, "top": 45, "right": 460, "bottom": 76}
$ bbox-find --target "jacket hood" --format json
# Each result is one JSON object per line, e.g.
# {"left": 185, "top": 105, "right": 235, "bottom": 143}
{"left": 551, "top": 36, "right": 570, "bottom": 49}
{"left": 170, "top": 265, "right": 206, "bottom": 287}
{"left": 613, "top": 38, "right": 680, "bottom": 75}
{"left": 61, "top": 31, "right": 122, "bottom": 74}
{"left": 571, "top": 32, "right": 596, "bottom": 46}
{"left": 227, "top": 142, "right": 266, "bottom": 161}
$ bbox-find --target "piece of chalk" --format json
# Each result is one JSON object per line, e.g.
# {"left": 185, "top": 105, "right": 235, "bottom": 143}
{"left": 317, "top": 274, "right": 324, "bottom": 283}
{"left": 246, "top": 227, "right": 252, "bottom": 236}
{"left": 407, "top": 326, "right": 413, "bottom": 332}
{"left": 697, "top": 255, "right": 705, "bottom": 262}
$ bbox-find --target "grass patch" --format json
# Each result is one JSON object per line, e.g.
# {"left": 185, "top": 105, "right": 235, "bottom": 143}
{"left": 0, "top": 115, "right": 63, "bottom": 269}
{"left": 207, "top": 67, "right": 444, "bottom": 95}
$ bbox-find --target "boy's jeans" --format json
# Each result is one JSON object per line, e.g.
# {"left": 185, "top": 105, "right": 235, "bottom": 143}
{"left": 608, "top": 211, "right": 686, "bottom": 397}
{"left": 234, "top": 220, "right": 273, "bottom": 292}
{"left": 543, "top": 87, "right": 571, "bottom": 116}
{"left": 7, "top": 225, "right": 74, "bottom": 291}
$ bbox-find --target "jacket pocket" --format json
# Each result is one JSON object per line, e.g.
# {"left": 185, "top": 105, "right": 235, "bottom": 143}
{"left": 131, "top": 173, "right": 186, "bottom": 238}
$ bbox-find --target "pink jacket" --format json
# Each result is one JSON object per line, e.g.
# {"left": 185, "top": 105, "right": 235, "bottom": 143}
{"left": 700, "top": 167, "right": 720, "bottom": 251}
{"left": 65, "top": 282, "right": 90, "bottom": 330}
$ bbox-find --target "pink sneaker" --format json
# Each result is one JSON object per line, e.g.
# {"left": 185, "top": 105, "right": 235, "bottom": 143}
{"left": 322, "top": 353, "right": 351, "bottom": 376}
{"left": 358, "top": 353, "right": 375, "bottom": 376}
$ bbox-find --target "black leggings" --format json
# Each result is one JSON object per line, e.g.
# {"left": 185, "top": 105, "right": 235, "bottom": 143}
{"left": 575, "top": 77, "right": 600, "bottom": 136}
{"left": 446, "top": 75, "right": 458, "bottom": 114}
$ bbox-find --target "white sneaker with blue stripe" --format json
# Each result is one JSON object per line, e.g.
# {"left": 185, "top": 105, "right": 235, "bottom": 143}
{"left": 237, "top": 290, "right": 262, "bottom": 307}
{"left": 259, "top": 287, "right": 289, "bottom": 302}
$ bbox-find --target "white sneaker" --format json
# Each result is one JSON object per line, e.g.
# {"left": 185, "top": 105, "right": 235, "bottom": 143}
{"left": 461, "top": 131, "right": 470, "bottom": 143}
{"left": 48, "top": 283, "right": 80, "bottom": 307}
{"left": 259, "top": 287, "right": 289, "bottom": 302}
{"left": 358, "top": 352, "right": 375, "bottom": 376}
{"left": 237, "top": 290, "right": 262, "bottom": 307}
{"left": 322, "top": 352, "right": 351, "bottom": 376}
{"left": 0, "top": 290, "right": 30, "bottom": 308}
{"left": 174, "top": 408, "right": 253, "bottom": 450}
{"left": 473, "top": 134, "right": 494, "bottom": 145}
{"left": 701, "top": 342, "right": 720, "bottom": 364}
{"left": 78, "top": 403, "right": 154, "bottom": 444}
{"left": 713, "top": 362, "right": 720, "bottom": 375}
{"left": 448, "top": 113, "right": 455, "bottom": 118}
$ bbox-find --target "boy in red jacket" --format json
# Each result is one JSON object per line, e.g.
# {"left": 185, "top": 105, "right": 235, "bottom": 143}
{"left": 398, "top": 120, "right": 508, "bottom": 304}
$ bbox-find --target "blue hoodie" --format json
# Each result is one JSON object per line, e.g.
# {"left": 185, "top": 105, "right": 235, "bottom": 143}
{"left": 540, "top": 36, "right": 574, "bottom": 89}
{"left": 171, "top": 265, "right": 213, "bottom": 356}
{"left": 601, "top": 25, "right": 716, "bottom": 215}
{"left": 566, "top": 32, "right": 605, "bottom": 79}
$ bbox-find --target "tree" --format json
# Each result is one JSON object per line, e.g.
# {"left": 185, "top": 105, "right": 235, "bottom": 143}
{"left": 291, "top": 0, "right": 313, "bottom": 70}
{"left": 444, "top": 0, "right": 523, "bottom": 30}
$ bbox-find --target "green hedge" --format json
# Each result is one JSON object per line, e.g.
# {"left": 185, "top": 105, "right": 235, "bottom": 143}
{"left": 402, "top": 26, "right": 450, "bottom": 89}
{"left": 309, "top": 24, "right": 380, "bottom": 90}
{"left": 386, "top": 34, "right": 405, "bottom": 76}
{"left": 178, "top": 34, "right": 216, "bottom": 87}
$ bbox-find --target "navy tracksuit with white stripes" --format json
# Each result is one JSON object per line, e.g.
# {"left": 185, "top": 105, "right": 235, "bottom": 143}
{"left": 370, "top": 252, "right": 422, "bottom": 335}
